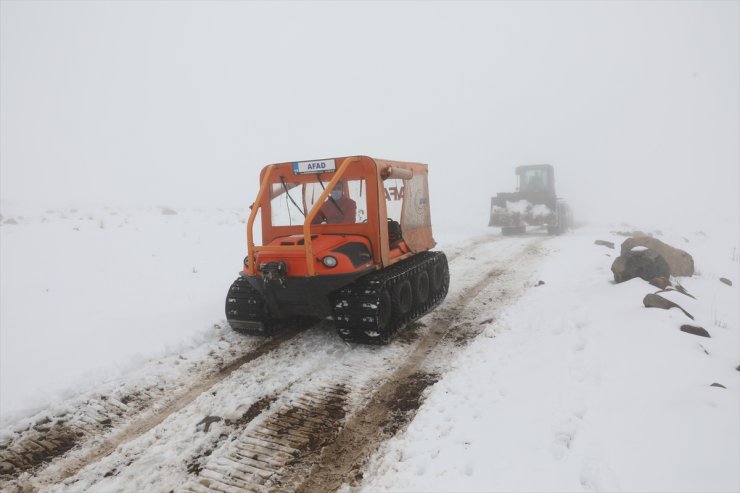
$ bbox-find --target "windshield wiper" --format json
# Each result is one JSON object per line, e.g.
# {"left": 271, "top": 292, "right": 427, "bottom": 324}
{"left": 316, "top": 175, "right": 344, "bottom": 215}
{"left": 280, "top": 176, "right": 305, "bottom": 218}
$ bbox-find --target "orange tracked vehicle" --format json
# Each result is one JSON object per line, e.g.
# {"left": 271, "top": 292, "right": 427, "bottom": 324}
{"left": 225, "top": 155, "right": 449, "bottom": 344}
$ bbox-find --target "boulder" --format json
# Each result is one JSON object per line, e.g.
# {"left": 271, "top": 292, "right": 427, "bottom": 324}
{"left": 620, "top": 237, "right": 694, "bottom": 276}
{"left": 710, "top": 382, "right": 726, "bottom": 389}
{"left": 720, "top": 277, "right": 733, "bottom": 286}
{"left": 649, "top": 277, "right": 672, "bottom": 289}
{"left": 612, "top": 249, "right": 670, "bottom": 283}
{"left": 643, "top": 294, "right": 694, "bottom": 319}
{"left": 680, "top": 324, "right": 710, "bottom": 338}
{"left": 594, "top": 240, "right": 615, "bottom": 249}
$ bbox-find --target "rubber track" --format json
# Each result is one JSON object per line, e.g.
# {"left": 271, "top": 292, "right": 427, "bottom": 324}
{"left": 225, "top": 277, "right": 276, "bottom": 336}
{"left": 332, "top": 251, "right": 449, "bottom": 344}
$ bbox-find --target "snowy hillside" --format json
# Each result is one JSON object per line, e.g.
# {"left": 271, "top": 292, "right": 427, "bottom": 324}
{"left": 1, "top": 204, "right": 737, "bottom": 492}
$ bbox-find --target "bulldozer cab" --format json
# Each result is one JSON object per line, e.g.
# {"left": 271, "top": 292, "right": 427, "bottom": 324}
{"left": 516, "top": 164, "right": 555, "bottom": 194}
{"left": 247, "top": 156, "right": 435, "bottom": 276}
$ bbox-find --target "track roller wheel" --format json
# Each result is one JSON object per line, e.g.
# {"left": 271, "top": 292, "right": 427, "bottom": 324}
{"left": 333, "top": 251, "right": 449, "bottom": 344}
{"left": 430, "top": 257, "right": 449, "bottom": 294}
{"left": 392, "top": 279, "right": 413, "bottom": 317}
{"left": 412, "top": 270, "right": 430, "bottom": 306}
{"left": 376, "top": 289, "right": 392, "bottom": 343}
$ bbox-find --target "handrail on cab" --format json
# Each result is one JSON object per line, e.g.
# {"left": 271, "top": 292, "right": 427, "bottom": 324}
{"left": 245, "top": 156, "right": 361, "bottom": 277}
{"left": 303, "top": 156, "right": 359, "bottom": 275}
{"left": 246, "top": 164, "right": 275, "bottom": 275}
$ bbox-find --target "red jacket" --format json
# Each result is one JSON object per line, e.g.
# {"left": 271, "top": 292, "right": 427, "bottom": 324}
{"left": 312, "top": 196, "right": 357, "bottom": 224}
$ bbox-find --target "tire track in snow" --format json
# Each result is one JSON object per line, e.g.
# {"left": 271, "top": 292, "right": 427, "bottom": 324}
{"left": 3, "top": 236, "right": 499, "bottom": 492}
{"left": 181, "top": 385, "right": 349, "bottom": 493}
{"left": 288, "top": 239, "right": 548, "bottom": 493}
{"left": 0, "top": 328, "right": 304, "bottom": 492}
{"left": 2, "top": 233, "right": 544, "bottom": 493}
{"left": 178, "top": 237, "right": 547, "bottom": 493}
{"left": 442, "top": 231, "right": 501, "bottom": 263}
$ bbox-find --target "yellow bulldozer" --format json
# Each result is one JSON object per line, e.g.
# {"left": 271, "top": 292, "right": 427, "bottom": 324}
{"left": 489, "top": 164, "right": 572, "bottom": 235}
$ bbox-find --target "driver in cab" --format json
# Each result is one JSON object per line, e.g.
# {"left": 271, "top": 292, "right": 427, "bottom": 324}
{"left": 312, "top": 181, "right": 356, "bottom": 224}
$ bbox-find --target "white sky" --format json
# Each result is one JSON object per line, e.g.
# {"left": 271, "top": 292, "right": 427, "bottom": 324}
{"left": 1, "top": 1, "right": 738, "bottom": 227}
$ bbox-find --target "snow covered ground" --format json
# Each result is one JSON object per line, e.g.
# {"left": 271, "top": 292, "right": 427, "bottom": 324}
{"left": 358, "top": 224, "right": 739, "bottom": 493}
{"left": 0, "top": 202, "right": 481, "bottom": 426}
{"left": 0, "top": 203, "right": 249, "bottom": 425}
{"left": 1, "top": 203, "right": 738, "bottom": 492}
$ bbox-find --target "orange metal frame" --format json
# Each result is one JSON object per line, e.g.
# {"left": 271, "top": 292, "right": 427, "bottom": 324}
{"left": 244, "top": 155, "right": 433, "bottom": 277}
{"left": 246, "top": 156, "right": 378, "bottom": 276}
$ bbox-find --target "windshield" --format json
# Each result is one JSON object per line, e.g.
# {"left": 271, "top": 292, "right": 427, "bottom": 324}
{"left": 304, "top": 178, "right": 367, "bottom": 225}
{"left": 270, "top": 176, "right": 368, "bottom": 226}
{"left": 520, "top": 169, "right": 549, "bottom": 192}
{"left": 270, "top": 181, "right": 304, "bottom": 226}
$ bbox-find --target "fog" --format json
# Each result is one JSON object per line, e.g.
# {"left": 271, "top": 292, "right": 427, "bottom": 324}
{"left": 2, "top": 1, "right": 738, "bottom": 230}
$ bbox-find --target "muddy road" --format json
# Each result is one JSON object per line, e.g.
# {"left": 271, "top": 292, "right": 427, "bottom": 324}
{"left": 1, "top": 234, "right": 549, "bottom": 493}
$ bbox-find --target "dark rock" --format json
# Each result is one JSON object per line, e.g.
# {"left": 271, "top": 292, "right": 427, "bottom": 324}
{"left": 710, "top": 383, "right": 726, "bottom": 389}
{"left": 680, "top": 324, "right": 710, "bottom": 338}
{"left": 595, "top": 240, "right": 615, "bottom": 249}
{"left": 649, "top": 277, "right": 671, "bottom": 289}
{"left": 620, "top": 237, "right": 694, "bottom": 276}
{"left": 612, "top": 249, "right": 670, "bottom": 283}
{"left": 643, "top": 294, "right": 694, "bottom": 319}
{"left": 720, "top": 277, "right": 733, "bottom": 286}
{"left": 536, "top": 280, "right": 545, "bottom": 286}
{"left": 736, "top": 365, "right": 739, "bottom": 372}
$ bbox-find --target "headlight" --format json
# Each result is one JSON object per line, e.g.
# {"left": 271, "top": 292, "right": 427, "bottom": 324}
{"left": 243, "top": 256, "right": 249, "bottom": 267}
{"left": 322, "top": 256, "right": 338, "bottom": 268}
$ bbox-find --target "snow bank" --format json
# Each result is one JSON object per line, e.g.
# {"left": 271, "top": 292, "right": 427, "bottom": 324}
{"left": 359, "top": 226, "right": 739, "bottom": 492}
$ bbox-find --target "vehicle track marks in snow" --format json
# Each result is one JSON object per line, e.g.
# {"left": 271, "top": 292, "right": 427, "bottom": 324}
{"left": 0, "top": 391, "right": 157, "bottom": 485}
{"left": 164, "top": 238, "right": 546, "bottom": 493}
{"left": 288, "top": 239, "right": 547, "bottom": 493}
{"left": 0, "top": 327, "right": 304, "bottom": 492}
{"left": 443, "top": 232, "right": 500, "bottom": 263}
{"left": 150, "top": 239, "right": 544, "bottom": 493}
{"left": 2, "top": 235, "right": 548, "bottom": 493}
{"left": 182, "top": 385, "right": 348, "bottom": 493}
